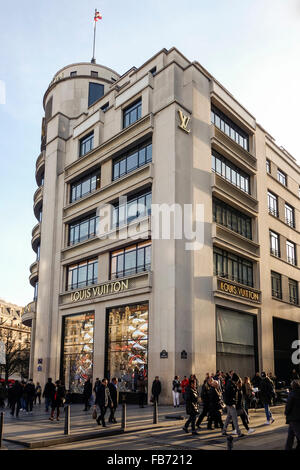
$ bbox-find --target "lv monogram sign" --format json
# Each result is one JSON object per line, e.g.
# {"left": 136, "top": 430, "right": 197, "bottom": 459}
{"left": 178, "top": 109, "right": 191, "bottom": 134}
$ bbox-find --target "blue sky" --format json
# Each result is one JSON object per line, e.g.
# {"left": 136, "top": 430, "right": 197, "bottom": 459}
{"left": 0, "top": 0, "right": 300, "bottom": 306}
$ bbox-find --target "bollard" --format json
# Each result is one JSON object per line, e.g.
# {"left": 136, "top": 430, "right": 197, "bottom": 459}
{"left": 64, "top": 405, "right": 70, "bottom": 435}
{"left": 121, "top": 399, "right": 127, "bottom": 431}
{"left": 0, "top": 412, "right": 3, "bottom": 448}
{"left": 227, "top": 435, "right": 233, "bottom": 450}
{"left": 153, "top": 398, "right": 158, "bottom": 424}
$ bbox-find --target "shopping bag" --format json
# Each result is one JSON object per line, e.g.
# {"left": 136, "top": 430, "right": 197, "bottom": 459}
{"left": 92, "top": 406, "right": 97, "bottom": 419}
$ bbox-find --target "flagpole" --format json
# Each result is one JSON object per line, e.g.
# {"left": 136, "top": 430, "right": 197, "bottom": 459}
{"left": 91, "top": 8, "right": 97, "bottom": 63}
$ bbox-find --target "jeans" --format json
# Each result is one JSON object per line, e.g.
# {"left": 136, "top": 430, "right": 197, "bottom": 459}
{"left": 285, "top": 422, "right": 300, "bottom": 450}
{"left": 223, "top": 405, "right": 242, "bottom": 435}
{"left": 45, "top": 397, "right": 51, "bottom": 411}
{"left": 172, "top": 391, "right": 180, "bottom": 406}
{"left": 264, "top": 404, "right": 272, "bottom": 421}
{"left": 184, "top": 411, "right": 197, "bottom": 432}
{"left": 11, "top": 399, "right": 21, "bottom": 417}
{"left": 97, "top": 406, "right": 107, "bottom": 426}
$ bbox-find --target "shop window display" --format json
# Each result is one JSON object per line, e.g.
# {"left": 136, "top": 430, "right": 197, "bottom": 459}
{"left": 106, "top": 303, "right": 148, "bottom": 394}
{"left": 62, "top": 313, "right": 95, "bottom": 394}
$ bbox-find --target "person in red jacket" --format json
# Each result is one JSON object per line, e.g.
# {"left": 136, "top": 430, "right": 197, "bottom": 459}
{"left": 181, "top": 376, "right": 189, "bottom": 405}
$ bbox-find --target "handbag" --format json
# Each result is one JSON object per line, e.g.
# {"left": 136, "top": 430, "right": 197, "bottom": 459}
{"left": 150, "top": 395, "right": 154, "bottom": 403}
{"left": 92, "top": 406, "right": 97, "bottom": 420}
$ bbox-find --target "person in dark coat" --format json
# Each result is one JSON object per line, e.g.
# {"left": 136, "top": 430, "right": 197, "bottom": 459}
{"left": 25, "top": 379, "right": 36, "bottom": 412}
{"left": 49, "top": 380, "right": 66, "bottom": 421}
{"left": 108, "top": 378, "right": 119, "bottom": 423}
{"left": 251, "top": 372, "right": 262, "bottom": 388}
{"left": 43, "top": 378, "right": 56, "bottom": 412}
{"left": 222, "top": 373, "right": 244, "bottom": 437}
{"left": 291, "top": 369, "right": 300, "bottom": 384}
{"left": 207, "top": 378, "right": 224, "bottom": 430}
{"left": 285, "top": 379, "right": 300, "bottom": 450}
{"left": 10, "top": 380, "right": 23, "bottom": 417}
{"left": 259, "top": 372, "right": 275, "bottom": 425}
{"left": 137, "top": 373, "right": 147, "bottom": 408}
{"left": 96, "top": 378, "right": 111, "bottom": 427}
{"left": 182, "top": 378, "right": 199, "bottom": 435}
{"left": 196, "top": 377, "right": 210, "bottom": 429}
{"left": 151, "top": 376, "right": 162, "bottom": 404}
{"left": 83, "top": 378, "right": 93, "bottom": 411}
{"left": 34, "top": 382, "right": 42, "bottom": 405}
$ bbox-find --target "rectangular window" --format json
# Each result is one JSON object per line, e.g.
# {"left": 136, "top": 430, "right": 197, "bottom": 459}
{"left": 79, "top": 132, "right": 94, "bottom": 157}
{"left": 68, "top": 214, "right": 98, "bottom": 246}
{"left": 285, "top": 203, "right": 295, "bottom": 228}
{"left": 212, "top": 150, "right": 250, "bottom": 194}
{"left": 213, "top": 247, "right": 253, "bottom": 287}
{"left": 123, "top": 99, "right": 142, "bottom": 128}
{"left": 33, "top": 281, "right": 38, "bottom": 301}
{"left": 70, "top": 71, "right": 77, "bottom": 77}
{"left": 286, "top": 240, "right": 296, "bottom": 265}
{"left": 112, "top": 190, "right": 152, "bottom": 228}
{"left": 277, "top": 168, "right": 287, "bottom": 186}
{"left": 271, "top": 271, "right": 282, "bottom": 299}
{"left": 289, "top": 279, "right": 298, "bottom": 305}
{"left": 62, "top": 313, "right": 94, "bottom": 394}
{"left": 67, "top": 258, "right": 98, "bottom": 290}
{"left": 91, "top": 71, "right": 98, "bottom": 77}
{"left": 113, "top": 141, "right": 152, "bottom": 180}
{"left": 213, "top": 198, "right": 252, "bottom": 239}
{"left": 270, "top": 231, "right": 280, "bottom": 257}
{"left": 101, "top": 102, "right": 109, "bottom": 112}
{"left": 211, "top": 105, "right": 249, "bottom": 151}
{"left": 266, "top": 159, "right": 271, "bottom": 173}
{"left": 110, "top": 241, "right": 151, "bottom": 279}
{"left": 70, "top": 171, "right": 100, "bottom": 203}
{"left": 268, "top": 191, "right": 278, "bottom": 217}
{"left": 88, "top": 82, "right": 104, "bottom": 107}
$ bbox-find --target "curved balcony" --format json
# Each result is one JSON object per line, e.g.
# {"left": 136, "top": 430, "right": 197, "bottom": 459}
{"left": 31, "top": 223, "right": 41, "bottom": 253}
{"left": 22, "top": 301, "right": 36, "bottom": 327}
{"left": 35, "top": 151, "right": 45, "bottom": 186}
{"left": 33, "top": 186, "right": 43, "bottom": 220}
{"left": 29, "top": 260, "right": 39, "bottom": 287}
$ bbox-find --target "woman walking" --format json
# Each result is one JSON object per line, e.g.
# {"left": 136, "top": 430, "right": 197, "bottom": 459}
{"left": 207, "top": 378, "right": 224, "bottom": 430}
{"left": 172, "top": 376, "right": 181, "bottom": 408}
{"left": 49, "top": 380, "right": 66, "bottom": 421}
{"left": 182, "top": 378, "right": 199, "bottom": 435}
{"left": 234, "top": 379, "right": 255, "bottom": 435}
{"left": 242, "top": 377, "right": 254, "bottom": 414}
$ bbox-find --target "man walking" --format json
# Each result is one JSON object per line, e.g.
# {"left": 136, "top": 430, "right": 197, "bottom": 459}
{"left": 96, "top": 378, "right": 111, "bottom": 427}
{"left": 108, "top": 378, "right": 119, "bottom": 423}
{"left": 182, "top": 378, "right": 199, "bottom": 435}
{"left": 151, "top": 376, "right": 162, "bottom": 404}
{"left": 222, "top": 373, "right": 244, "bottom": 438}
{"left": 42, "top": 378, "right": 55, "bottom": 412}
{"left": 259, "top": 372, "right": 275, "bottom": 425}
{"left": 10, "top": 380, "right": 23, "bottom": 417}
{"left": 83, "top": 377, "right": 93, "bottom": 411}
{"left": 25, "top": 379, "right": 35, "bottom": 413}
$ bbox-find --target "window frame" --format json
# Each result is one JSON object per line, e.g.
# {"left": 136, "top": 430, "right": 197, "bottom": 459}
{"left": 112, "top": 141, "right": 152, "bottom": 181}
{"left": 79, "top": 132, "right": 94, "bottom": 157}
{"left": 70, "top": 171, "right": 100, "bottom": 203}
{"left": 123, "top": 98, "right": 142, "bottom": 129}
{"left": 110, "top": 241, "right": 152, "bottom": 279}
{"left": 66, "top": 258, "right": 98, "bottom": 291}
{"left": 271, "top": 271, "right": 282, "bottom": 299}
{"left": 211, "top": 105, "right": 249, "bottom": 151}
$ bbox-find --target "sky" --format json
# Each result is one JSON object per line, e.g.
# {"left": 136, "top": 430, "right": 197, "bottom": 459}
{"left": 0, "top": 0, "right": 300, "bottom": 306}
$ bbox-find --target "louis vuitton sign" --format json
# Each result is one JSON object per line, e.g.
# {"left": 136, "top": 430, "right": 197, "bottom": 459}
{"left": 71, "top": 279, "right": 129, "bottom": 302}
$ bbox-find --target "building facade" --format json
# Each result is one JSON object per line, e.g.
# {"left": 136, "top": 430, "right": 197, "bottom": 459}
{"left": 25, "top": 48, "right": 300, "bottom": 403}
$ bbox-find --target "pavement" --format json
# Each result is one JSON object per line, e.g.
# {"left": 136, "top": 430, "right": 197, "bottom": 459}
{"left": 0, "top": 402, "right": 292, "bottom": 451}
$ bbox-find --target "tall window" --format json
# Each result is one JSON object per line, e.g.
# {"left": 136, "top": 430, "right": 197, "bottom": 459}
{"left": 36, "top": 243, "right": 40, "bottom": 261}
{"left": 68, "top": 214, "right": 98, "bottom": 246}
{"left": 123, "top": 99, "right": 142, "bottom": 128}
{"left": 289, "top": 279, "right": 298, "bottom": 305}
{"left": 268, "top": 191, "right": 278, "bottom": 217}
{"left": 79, "top": 132, "right": 94, "bottom": 157}
{"left": 277, "top": 169, "right": 287, "bottom": 186}
{"left": 88, "top": 82, "right": 104, "bottom": 106}
{"left": 110, "top": 241, "right": 151, "bottom": 279}
{"left": 33, "top": 281, "right": 39, "bottom": 301}
{"left": 270, "top": 231, "right": 280, "bottom": 257}
{"left": 212, "top": 150, "right": 250, "bottom": 194}
{"left": 213, "top": 247, "right": 253, "bottom": 287}
{"left": 286, "top": 240, "right": 296, "bottom": 265}
{"left": 266, "top": 159, "right": 271, "bottom": 173}
{"left": 213, "top": 198, "right": 252, "bottom": 239}
{"left": 112, "top": 190, "right": 152, "bottom": 228}
{"left": 113, "top": 141, "right": 152, "bottom": 180}
{"left": 211, "top": 105, "right": 249, "bottom": 151}
{"left": 67, "top": 259, "right": 98, "bottom": 290}
{"left": 285, "top": 203, "right": 295, "bottom": 228}
{"left": 271, "top": 271, "right": 282, "bottom": 299}
{"left": 70, "top": 172, "right": 100, "bottom": 203}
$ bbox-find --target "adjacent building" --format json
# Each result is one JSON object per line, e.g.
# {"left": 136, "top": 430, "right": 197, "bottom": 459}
{"left": 25, "top": 47, "right": 300, "bottom": 403}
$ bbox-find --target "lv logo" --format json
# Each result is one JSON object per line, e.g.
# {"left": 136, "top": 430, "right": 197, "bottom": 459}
{"left": 178, "top": 109, "right": 191, "bottom": 134}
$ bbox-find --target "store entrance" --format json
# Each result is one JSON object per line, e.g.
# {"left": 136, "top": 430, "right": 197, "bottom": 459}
{"left": 273, "top": 317, "right": 299, "bottom": 384}
{"left": 105, "top": 302, "right": 149, "bottom": 404}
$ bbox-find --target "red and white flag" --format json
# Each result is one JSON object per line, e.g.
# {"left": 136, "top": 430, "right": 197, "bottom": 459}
{"left": 94, "top": 10, "right": 102, "bottom": 21}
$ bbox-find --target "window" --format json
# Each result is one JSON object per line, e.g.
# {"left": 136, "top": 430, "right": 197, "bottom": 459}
{"left": 70, "top": 171, "right": 100, "bottom": 203}
{"left": 150, "top": 66, "right": 157, "bottom": 76}
{"left": 270, "top": 231, "right": 280, "bottom": 257}
{"left": 289, "top": 279, "right": 298, "bottom": 305}
{"left": 123, "top": 99, "right": 142, "bottom": 128}
{"left": 285, "top": 203, "right": 295, "bottom": 228}
{"left": 213, "top": 247, "right": 253, "bottom": 287}
{"left": 286, "top": 240, "right": 296, "bottom": 265}
{"left": 40, "top": 173, "right": 44, "bottom": 186}
{"left": 88, "top": 82, "right": 104, "bottom": 107}
{"left": 213, "top": 198, "right": 252, "bottom": 239}
{"left": 68, "top": 214, "right": 99, "bottom": 246}
{"left": 67, "top": 259, "right": 98, "bottom": 290}
{"left": 266, "top": 160, "right": 271, "bottom": 173}
{"left": 79, "top": 132, "right": 94, "bottom": 157}
{"left": 33, "top": 281, "right": 39, "bottom": 301}
{"left": 212, "top": 150, "right": 250, "bottom": 194}
{"left": 271, "top": 271, "right": 282, "bottom": 299}
{"left": 277, "top": 169, "right": 287, "bottom": 186}
{"left": 39, "top": 208, "right": 43, "bottom": 222}
{"left": 113, "top": 141, "right": 152, "bottom": 180}
{"left": 268, "top": 191, "right": 278, "bottom": 217}
{"left": 91, "top": 71, "right": 98, "bottom": 77}
{"left": 112, "top": 190, "right": 152, "bottom": 228}
{"left": 110, "top": 241, "right": 151, "bottom": 279}
{"left": 36, "top": 243, "right": 40, "bottom": 261}
{"left": 211, "top": 105, "right": 249, "bottom": 151}
{"left": 101, "top": 102, "right": 109, "bottom": 112}
{"left": 70, "top": 71, "right": 77, "bottom": 77}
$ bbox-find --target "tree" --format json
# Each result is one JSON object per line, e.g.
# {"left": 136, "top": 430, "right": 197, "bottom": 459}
{"left": 0, "top": 318, "right": 30, "bottom": 382}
